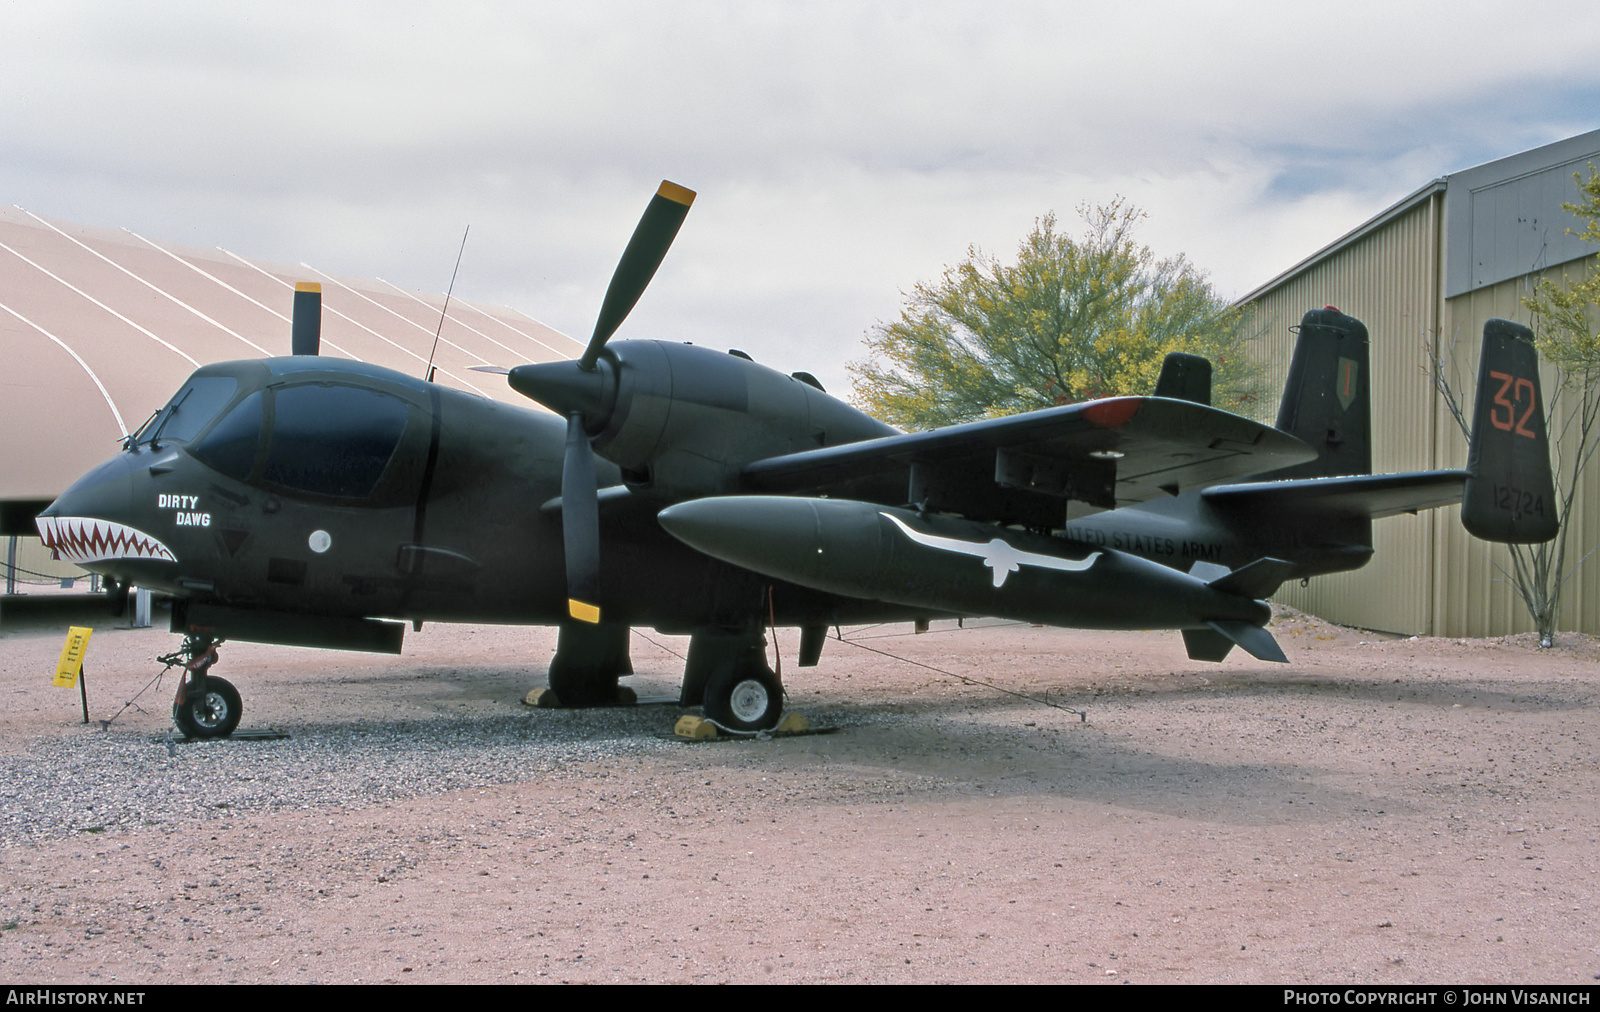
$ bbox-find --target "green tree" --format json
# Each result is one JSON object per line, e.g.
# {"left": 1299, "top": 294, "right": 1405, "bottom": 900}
{"left": 849, "top": 200, "right": 1265, "bottom": 430}
{"left": 1430, "top": 165, "right": 1600, "bottom": 647}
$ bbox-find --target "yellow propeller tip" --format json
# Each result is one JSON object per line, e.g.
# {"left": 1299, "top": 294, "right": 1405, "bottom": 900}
{"left": 657, "top": 181, "right": 696, "bottom": 207}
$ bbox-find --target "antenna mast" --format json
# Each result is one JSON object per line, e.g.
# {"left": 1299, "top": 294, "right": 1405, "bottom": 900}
{"left": 426, "top": 224, "right": 470, "bottom": 383}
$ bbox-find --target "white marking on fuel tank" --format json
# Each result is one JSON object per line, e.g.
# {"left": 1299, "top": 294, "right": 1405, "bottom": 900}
{"left": 880, "top": 512, "right": 1099, "bottom": 589}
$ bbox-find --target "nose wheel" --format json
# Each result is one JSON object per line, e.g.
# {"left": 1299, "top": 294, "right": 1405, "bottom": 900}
{"left": 169, "top": 635, "right": 242, "bottom": 739}
{"left": 173, "top": 676, "right": 242, "bottom": 739}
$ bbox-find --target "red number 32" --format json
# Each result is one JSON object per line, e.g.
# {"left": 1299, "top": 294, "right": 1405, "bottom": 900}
{"left": 1489, "top": 371, "right": 1538, "bottom": 438}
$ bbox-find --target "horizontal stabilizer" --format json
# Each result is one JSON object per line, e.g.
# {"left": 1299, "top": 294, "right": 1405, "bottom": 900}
{"left": 1203, "top": 470, "right": 1469, "bottom": 520}
{"left": 1462, "top": 319, "right": 1558, "bottom": 543}
{"left": 1183, "top": 620, "right": 1288, "bottom": 664}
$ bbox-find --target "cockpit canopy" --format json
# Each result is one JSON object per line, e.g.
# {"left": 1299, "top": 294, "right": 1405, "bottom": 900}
{"left": 140, "top": 359, "right": 430, "bottom": 507}
{"left": 131, "top": 375, "right": 239, "bottom": 448}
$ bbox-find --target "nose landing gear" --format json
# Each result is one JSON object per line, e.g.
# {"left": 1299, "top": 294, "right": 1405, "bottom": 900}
{"left": 174, "top": 677, "right": 242, "bottom": 739}
{"left": 169, "top": 636, "right": 242, "bottom": 739}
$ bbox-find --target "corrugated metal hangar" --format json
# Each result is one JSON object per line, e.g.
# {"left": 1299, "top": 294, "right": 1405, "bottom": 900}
{"left": 0, "top": 205, "right": 578, "bottom": 592}
{"left": 1242, "top": 128, "right": 1600, "bottom": 636}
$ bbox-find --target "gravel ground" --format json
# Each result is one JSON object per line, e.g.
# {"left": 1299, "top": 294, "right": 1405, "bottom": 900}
{"left": 0, "top": 597, "right": 1596, "bottom": 984}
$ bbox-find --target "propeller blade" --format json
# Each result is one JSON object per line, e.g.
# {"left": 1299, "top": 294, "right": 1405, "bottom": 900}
{"left": 562, "top": 411, "right": 602, "bottom": 623}
{"left": 582, "top": 180, "right": 695, "bottom": 370}
{"left": 469, "top": 365, "right": 511, "bottom": 375}
{"left": 291, "top": 282, "right": 321, "bottom": 355}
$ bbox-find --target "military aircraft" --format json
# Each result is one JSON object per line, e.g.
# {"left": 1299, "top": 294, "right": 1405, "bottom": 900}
{"left": 35, "top": 181, "right": 1557, "bottom": 738}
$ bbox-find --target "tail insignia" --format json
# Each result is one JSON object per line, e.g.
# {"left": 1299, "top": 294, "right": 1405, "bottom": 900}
{"left": 1337, "top": 356, "right": 1360, "bottom": 411}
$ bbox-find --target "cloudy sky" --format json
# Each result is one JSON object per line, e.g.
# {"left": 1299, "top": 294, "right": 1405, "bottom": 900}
{"left": 3, "top": 1, "right": 1598, "bottom": 394}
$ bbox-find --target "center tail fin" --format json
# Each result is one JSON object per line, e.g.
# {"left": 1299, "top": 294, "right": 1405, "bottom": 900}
{"left": 1461, "top": 319, "right": 1559, "bottom": 543}
{"left": 1263, "top": 306, "right": 1371, "bottom": 480}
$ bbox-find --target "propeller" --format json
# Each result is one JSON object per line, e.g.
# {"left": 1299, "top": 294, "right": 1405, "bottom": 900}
{"left": 562, "top": 410, "right": 601, "bottom": 623}
{"left": 291, "top": 282, "right": 322, "bottom": 355}
{"left": 513, "top": 180, "right": 696, "bottom": 624}
{"left": 582, "top": 180, "right": 696, "bottom": 370}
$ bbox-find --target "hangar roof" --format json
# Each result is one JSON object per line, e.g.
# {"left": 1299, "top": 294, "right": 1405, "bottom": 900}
{"left": 1, "top": 206, "right": 580, "bottom": 530}
{"left": 1238, "top": 128, "right": 1600, "bottom": 306}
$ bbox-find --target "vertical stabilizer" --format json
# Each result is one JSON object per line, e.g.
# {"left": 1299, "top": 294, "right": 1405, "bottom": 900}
{"left": 1269, "top": 307, "right": 1371, "bottom": 478}
{"left": 1461, "top": 319, "right": 1558, "bottom": 543}
{"left": 1154, "top": 352, "right": 1212, "bottom": 405}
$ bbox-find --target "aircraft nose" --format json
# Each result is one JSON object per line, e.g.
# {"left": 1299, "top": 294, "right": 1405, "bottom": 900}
{"left": 39, "top": 453, "right": 137, "bottom": 522}
{"left": 35, "top": 453, "right": 176, "bottom": 568}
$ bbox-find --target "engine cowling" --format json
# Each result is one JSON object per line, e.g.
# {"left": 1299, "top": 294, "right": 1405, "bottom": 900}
{"left": 512, "top": 340, "right": 893, "bottom": 500}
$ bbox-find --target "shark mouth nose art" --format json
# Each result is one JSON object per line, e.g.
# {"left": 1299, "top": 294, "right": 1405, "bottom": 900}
{"left": 35, "top": 516, "right": 177, "bottom": 564}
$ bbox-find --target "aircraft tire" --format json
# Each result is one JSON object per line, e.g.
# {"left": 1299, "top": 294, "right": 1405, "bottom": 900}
{"left": 173, "top": 676, "right": 243, "bottom": 739}
{"left": 703, "top": 660, "right": 783, "bottom": 732}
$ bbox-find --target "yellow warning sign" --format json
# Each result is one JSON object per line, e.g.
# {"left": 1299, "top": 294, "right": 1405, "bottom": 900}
{"left": 53, "top": 626, "right": 92, "bottom": 688}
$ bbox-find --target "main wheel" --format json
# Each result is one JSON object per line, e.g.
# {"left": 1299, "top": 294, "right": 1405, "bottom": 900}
{"left": 173, "top": 676, "right": 242, "bottom": 739}
{"left": 703, "top": 661, "right": 783, "bottom": 732}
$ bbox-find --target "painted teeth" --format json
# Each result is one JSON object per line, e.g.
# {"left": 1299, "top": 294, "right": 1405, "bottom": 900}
{"left": 34, "top": 516, "right": 177, "bottom": 564}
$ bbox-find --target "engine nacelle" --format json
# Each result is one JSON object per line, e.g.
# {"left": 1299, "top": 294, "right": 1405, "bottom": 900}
{"left": 585, "top": 341, "right": 893, "bottom": 500}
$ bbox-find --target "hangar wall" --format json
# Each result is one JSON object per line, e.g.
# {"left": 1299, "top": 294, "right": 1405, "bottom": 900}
{"left": 1239, "top": 130, "right": 1600, "bottom": 636}
{"left": 1242, "top": 191, "right": 1446, "bottom": 634}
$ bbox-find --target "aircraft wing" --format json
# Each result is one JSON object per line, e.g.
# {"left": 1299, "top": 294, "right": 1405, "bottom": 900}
{"left": 1202, "top": 470, "right": 1470, "bottom": 519}
{"left": 742, "top": 396, "right": 1317, "bottom": 524}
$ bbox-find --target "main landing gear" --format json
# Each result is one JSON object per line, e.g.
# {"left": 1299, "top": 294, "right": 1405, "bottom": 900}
{"left": 704, "top": 657, "right": 783, "bottom": 732}
{"left": 540, "top": 620, "right": 635, "bottom": 707}
{"left": 168, "top": 635, "right": 242, "bottom": 739}
{"left": 682, "top": 631, "right": 785, "bottom": 732}
{"left": 537, "top": 620, "right": 795, "bottom": 734}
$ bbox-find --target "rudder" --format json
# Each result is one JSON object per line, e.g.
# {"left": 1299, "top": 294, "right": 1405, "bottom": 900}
{"left": 1461, "top": 319, "right": 1558, "bottom": 543}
